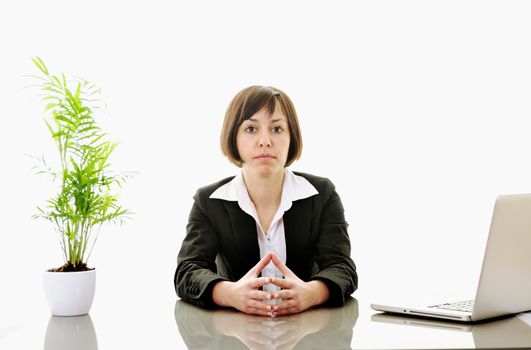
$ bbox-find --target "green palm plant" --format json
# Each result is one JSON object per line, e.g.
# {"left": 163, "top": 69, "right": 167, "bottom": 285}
{"left": 30, "top": 57, "right": 132, "bottom": 272}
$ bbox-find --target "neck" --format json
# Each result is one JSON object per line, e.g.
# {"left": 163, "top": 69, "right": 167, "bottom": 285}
{"left": 242, "top": 168, "right": 285, "bottom": 208}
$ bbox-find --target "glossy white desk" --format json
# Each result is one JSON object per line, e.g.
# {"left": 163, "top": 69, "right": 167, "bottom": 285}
{"left": 2, "top": 292, "right": 531, "bottom": 349}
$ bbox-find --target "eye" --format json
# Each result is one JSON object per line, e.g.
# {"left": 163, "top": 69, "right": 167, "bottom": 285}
{"left": 272, "top": 126, "right": 284, "bottom": 133}
{"left": 244, "top": 126, "right": 256, "bottom": 133}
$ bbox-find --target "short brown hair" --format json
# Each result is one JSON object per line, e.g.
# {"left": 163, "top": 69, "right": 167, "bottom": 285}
{"left": 220, "top": 85, "right": 302, "bottom": 167}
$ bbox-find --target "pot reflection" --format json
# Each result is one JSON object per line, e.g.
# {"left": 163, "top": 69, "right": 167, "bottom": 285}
{"left": 44, "top": 314, "right": 98, "bottom": 350}
{"left": 174, "top": 298, "right": 358, "bottom": 350}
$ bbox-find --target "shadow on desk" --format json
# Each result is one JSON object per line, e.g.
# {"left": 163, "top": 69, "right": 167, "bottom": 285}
{"left": 372, "top": 312, "right": 531, "bottom": 348}
{"left": 174, "top": 298, "right": 358, "bottom": 350}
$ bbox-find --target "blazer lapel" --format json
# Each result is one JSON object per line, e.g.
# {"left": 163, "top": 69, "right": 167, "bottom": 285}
{"left": 222, "top": 201, "right": 260, "bottom": 275}
{"left": 283, "top": 198, "right": 313, "bottom": 276}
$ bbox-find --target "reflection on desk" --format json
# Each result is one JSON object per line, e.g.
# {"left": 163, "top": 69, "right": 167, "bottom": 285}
{"left": 44, "top": 314, "right": 98, "bottom": 350}
{"left": 174, "top": 298, "right": 358, "bottom": 350}
{"left": 371, "top": 312, "right": 531, "bottom": 348}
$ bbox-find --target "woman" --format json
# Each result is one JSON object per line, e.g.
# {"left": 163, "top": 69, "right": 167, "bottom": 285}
{"left": 174, "top": 86, "right": 357, "bottom": 316}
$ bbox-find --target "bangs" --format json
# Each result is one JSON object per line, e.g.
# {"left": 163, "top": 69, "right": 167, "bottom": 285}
{"left": 236, "top": 86, "right": 280, "bottom": 125}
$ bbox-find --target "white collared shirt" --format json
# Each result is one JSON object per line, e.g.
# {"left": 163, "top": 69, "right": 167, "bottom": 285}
{"left": 210, "top": 168, "right": 318, "bottom": 293}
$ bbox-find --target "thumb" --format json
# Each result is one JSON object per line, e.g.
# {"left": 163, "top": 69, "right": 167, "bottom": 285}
{"left": 247, "top": 251, "right": 273, "bottom": 277}
{"left": 270, "top": 251, "right": 294, "bottom": 277}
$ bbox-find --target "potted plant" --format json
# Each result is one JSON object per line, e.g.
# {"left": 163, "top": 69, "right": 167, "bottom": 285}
{"left": 29, "top": 57, "right": 132, "bottom": 316}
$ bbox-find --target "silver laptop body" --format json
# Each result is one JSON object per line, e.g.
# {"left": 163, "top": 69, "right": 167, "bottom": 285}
{"left": 371, "top": 312, "right": 531, "bottom": 348}
{"left": 371, "top": 193, "right": 531, "bottom": 322}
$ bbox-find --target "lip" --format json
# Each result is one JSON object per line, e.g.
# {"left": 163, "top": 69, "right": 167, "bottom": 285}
{"left": 255, "top": 153, "right": 275, "bottom": 159}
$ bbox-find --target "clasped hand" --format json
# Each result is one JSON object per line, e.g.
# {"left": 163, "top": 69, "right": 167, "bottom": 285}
{"left": 212, "top": 251, "right": 329, "bottom": 316}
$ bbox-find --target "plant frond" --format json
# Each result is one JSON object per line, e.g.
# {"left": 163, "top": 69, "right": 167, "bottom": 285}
{"left": 31, "top": 57, "right": 49, "bottom": 75}
{"left": 29, "top": 57, "right": 133, "bottom": 266}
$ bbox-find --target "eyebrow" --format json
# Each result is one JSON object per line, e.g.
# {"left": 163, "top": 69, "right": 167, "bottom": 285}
{"left": 247, "top": 117, "right": 287, "bottom": 123}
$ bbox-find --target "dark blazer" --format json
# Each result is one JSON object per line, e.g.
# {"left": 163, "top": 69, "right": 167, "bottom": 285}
{"left": 174, "top": 172, "right": 358, "bottom": 308}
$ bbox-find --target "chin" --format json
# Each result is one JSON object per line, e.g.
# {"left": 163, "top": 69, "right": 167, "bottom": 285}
{"left": 245, "top": 164, "right": 280, "bottom": 177}
{"left": 257, "top": 166, "right": 283, "bottom": 177}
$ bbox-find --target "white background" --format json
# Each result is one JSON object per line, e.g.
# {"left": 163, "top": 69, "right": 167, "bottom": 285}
{"left": 1, "top": 0, "right": 531, "bottom": 348}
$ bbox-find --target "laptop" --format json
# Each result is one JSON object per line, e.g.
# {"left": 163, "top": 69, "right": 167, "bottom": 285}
{"left": 372, "top": 312, "right": 531, "bottom": 348}
{"left": 371, "top": 193, "right": 531, "bottom": 322}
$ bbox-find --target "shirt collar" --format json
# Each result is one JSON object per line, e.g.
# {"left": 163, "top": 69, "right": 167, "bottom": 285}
{"left": 209, "top": 168, "right": 318, "bottom": 203}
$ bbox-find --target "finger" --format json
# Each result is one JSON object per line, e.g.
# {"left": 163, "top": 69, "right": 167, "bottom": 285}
{"left": 246, "top": 298, "right": 276, "bottom": 312}
{"left": 248, "top": 276, "right": 273, "bottom": 289}
{"left": 248, "top": 252, "right": 273, "bottom": 276}
{"left": 275, "top": 298, "right": 296, "bottom": 311}
{"left": 269, "top": 277, "right": 292, "bottom": 290}
{"left": 271, "top": 288, "right": 292, "bottom": 300}
{"left": 270, "top": 251, "right": 294, "bottom": 277}
{"left": 247, "top": 289, "right": 273, "bottom": 301}
{"left": 275, "top": 297, "right": 308, "bottom": 314}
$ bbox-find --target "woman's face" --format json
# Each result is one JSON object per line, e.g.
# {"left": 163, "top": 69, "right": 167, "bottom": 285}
{"left": 236, "top": 104, "right": 290, "bottom": 177}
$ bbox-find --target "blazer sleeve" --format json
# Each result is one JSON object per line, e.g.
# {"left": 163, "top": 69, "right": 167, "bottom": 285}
{"left": 310, "top": 181, "right": 358, "bottom": 306}
{"left": 174, "top": 190, "right": 227, "bottom": 308}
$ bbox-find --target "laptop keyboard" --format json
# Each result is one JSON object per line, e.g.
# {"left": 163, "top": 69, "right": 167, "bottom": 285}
{"left": 429, "top": 300, "right": 475, "bottom": 313}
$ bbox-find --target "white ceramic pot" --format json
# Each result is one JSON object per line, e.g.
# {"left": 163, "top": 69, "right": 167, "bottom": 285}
{"left": 43, "top": 269, "right": 96, "bottom": 316}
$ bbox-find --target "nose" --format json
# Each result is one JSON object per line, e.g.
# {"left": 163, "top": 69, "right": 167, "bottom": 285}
{"left": 258, "top": 130, "right": 271, "bottom": 147}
